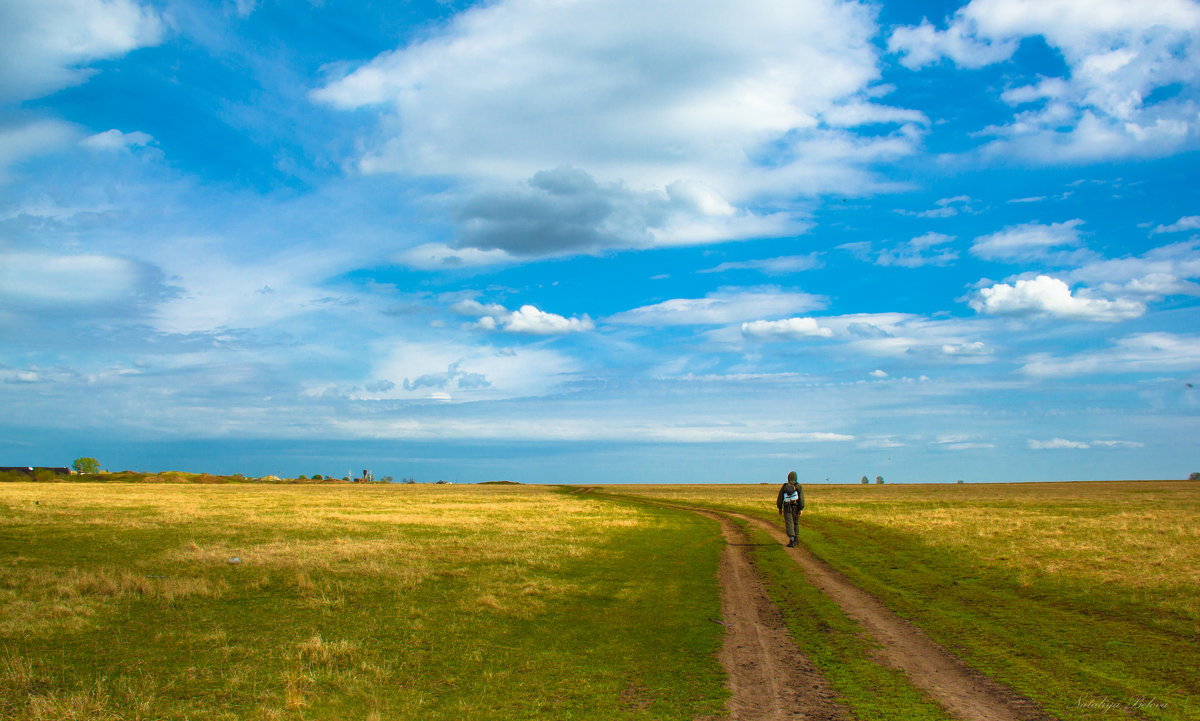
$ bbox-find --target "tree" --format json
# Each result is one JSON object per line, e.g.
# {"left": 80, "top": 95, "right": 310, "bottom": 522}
{"left": 1190, "top": 472, "right": 1200, "bottom": 481}
{"left": 72, "top": 457, "right": 99, "bottom": 475}
{"left": 861, "top": 475, "right": 869, "bottom": 484}
{"left": 875, "top": 475, "right": 884, "bottom": 484}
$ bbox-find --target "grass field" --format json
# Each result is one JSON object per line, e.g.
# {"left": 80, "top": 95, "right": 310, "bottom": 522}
{"left": 4, "top": 480, "right": 1198, "bottom": 721}
{"left": 0, "top": 483, "right": 727, "bottom": 720}
{"left": 602, "top": 481, "right": 1200, "bottom": 721}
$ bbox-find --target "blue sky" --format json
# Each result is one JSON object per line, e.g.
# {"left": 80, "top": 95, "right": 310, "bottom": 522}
{"left": 2, "top": 0, "right": 1198, "bottom": 483}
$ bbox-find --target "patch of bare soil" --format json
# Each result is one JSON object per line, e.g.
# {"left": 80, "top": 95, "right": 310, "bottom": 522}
{"left": 702, "top": 510, "right": 850, "bottom": 721}
{"left": 733, "top": 512, "right": 1055, "bottom": 721}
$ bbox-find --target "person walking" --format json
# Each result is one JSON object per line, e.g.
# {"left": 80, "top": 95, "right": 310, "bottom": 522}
{"left": 776, "top": 471, "right": 805, "bottom": 547}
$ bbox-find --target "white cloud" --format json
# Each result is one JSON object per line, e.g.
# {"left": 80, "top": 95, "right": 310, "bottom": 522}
{"left": 445, "top": 167, "right": 803, "bottom": 258}
{"left": 610, "top": 287, "right": 826, "bottom": 326}
{"left": 313, "top": 0, "right": 922, "bottom": 227}
{"left": 493, "top": 305, "right": 594, "bottom": 335}
{"left": 941, "top": 341, "right": 989, "bottom": 356}
{"left": 889, "top": 0, "right": 1200, "bottom": 160}
{"left": 0, "top": 251, "right": 161, "bottom": 309}
{"left": 1066, "top": 240, "right": 1200, "bottom": 298}
{"left": 700, "top": 253, "right": 824, "bottom": 275}
{"left": 0, "top": 120, "right": 78, "bottom": 182}
{"left": 869, "top": 369, "right": 889, "bottom": 378}
{"left": 895, "top": 195, "right": 974, "bottom": 219}
{"left": 888, "top": 18, "right": 1017, "bottom": 69}
{"left": 0, "top": 0, "right": 164, "bottom": 102}
{"left": 81, "top": 129, "right": 153, "bottom": 151}
{"left": 452, "top": 298, "right": 595, "bottom": 335}
{"left": 362, "top": 340, "right": 580, "bottom": 401}
{"left": 733, "top": 311, "right": 993, "bottom": 361}
{"left": 1021, "top": 332, "right": 1200, "bottom": 377}
{"left": 970, "top": 275, "right": 1145, "bottom": 321}
{"left": 931, "top": 434, "right": 995, "bottom": 450}
{"left": 841, "top": 232, "right": 959, "bottom": 267}
{"left": 970, "top": 220, "right": 1085, "bottom": 261}
{"left": 877, "top": 232, "right": 959, "bottom": 267}
{"left": 395, "top": 243, "right": 515, "bottom": 270}
{"left": 1152, "top": 216, "right": 1200, "bottom": 234}
{"left": 149, "top": 252, "right": 352, "bottom": 335}
{"left": 1028, "top": 438, "right": 1090, "bottom": 449}
{"left": 450, "top": 298, "right": 509, "bottom": 318}
{"left": 741, "top": 317, "right": 834, "bottom": 339}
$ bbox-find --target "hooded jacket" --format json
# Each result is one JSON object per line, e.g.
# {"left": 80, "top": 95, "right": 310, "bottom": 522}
{"left": 777, "top": 481, "right": 804, "bottom": 512}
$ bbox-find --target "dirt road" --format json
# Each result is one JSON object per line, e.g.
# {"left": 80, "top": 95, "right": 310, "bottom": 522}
{"left": 731, "top": 512, "right": 1053, "bottom": 721}
{"left": 703, "top": 510, "right": 849, "bottom": 720}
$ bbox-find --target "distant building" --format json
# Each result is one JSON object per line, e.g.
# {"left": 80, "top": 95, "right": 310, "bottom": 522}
{"left": 357, "top": 469, "right": 374, "bottom": 483}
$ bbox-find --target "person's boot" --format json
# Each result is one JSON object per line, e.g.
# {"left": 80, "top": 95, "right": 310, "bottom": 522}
{"left": 787, "top": 537, "right": 796, "bottom": 548}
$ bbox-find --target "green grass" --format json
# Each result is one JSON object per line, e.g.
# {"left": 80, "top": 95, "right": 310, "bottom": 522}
{"left": 603, "top": 482, "right": 1200, "bottom": 721}
{"left": 0, "top": 483, "right": 727, "bottom": 720}
{"left": 740, "top": 520, "right": 953, "bottom": 721}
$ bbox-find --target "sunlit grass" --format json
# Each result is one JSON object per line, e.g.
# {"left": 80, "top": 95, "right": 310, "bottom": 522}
{"left": 0, "top": 483, "right": 726, "bottom": 720}
{"left": 603, "top": 480, "right": 1200, "bottom": 720}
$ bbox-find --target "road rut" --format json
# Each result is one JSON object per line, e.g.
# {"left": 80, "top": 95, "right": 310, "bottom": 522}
{"left": 733, "top": 512, "right": 1054, "bottom": 721}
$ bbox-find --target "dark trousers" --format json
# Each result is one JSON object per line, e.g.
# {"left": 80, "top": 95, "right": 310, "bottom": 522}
{"left": 783, "top": 506, "right": 800, "bottom": 538}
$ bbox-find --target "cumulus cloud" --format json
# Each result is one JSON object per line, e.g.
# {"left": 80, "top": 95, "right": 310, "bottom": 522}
{"left": 0, "top": 0, "right": 164, "bottom": 102}
{"left": 1021, "top": 332, "right": 1200, "bottom": 376}
{"left": 610, "top": 287, "right": 826, "bottom": 326}
{"left": 970, "top": 220, "right": 1085, "bottom": 261}
{"left": 452, "top": 298, "right": 594, "bottom": 335}
{"left": 313, "top": 0, "right": 925, "bottom": 258}
{"left": 889, "top": 0, "right": 1200, "bottom": 159}
{"left": 81, "top": 129, "right": 153, "bottom": 151}
{"left": 970, "top": 275, "right": 1144, "bottom": 321}
{"left": 741, "top": 317, "right": 834, "bottom": 339}
{"left": 503, "top": 305, "right": 594, "bottom": 335}
{"left": 452, "top": 166, "right": 798, "bottom": 257}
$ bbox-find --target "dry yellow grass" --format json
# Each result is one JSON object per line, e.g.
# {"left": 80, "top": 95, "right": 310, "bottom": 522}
{"left": 602, "top": 480, "right": 1200, "bottom": 621}
{"left": 0, "top": 481, "right": 727, "bottom": 720}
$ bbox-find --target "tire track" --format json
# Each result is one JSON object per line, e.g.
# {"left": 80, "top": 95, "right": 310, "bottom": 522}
{"left": 700, "top": 509, "right": 850, "bottom": 721}
{"left": 731, "top": 511, "right": 1055, "bottom": 721}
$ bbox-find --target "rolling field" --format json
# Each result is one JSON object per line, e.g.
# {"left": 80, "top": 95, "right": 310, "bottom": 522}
{"left": 2, "top": 480, "right": 1197, "bottom": 720}
{"left": 601, "top": 481, "right": 1200, "bottom": 720}
{"left": 0, "top": 483, "right": 726, "bottom": 720}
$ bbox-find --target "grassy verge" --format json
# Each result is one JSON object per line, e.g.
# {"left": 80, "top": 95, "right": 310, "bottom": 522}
{"left": 740, "top": 520, "right": 953, "bottom": 721}
{"left": 0, "top": 483, "right": 727, "bottom": 720}
{"left": 602, "top": 482, "right": 1200, "bottom": 721}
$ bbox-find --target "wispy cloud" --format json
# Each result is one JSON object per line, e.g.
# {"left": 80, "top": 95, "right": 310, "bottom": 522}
{"left": 1021, "top": 332, "right": 1200, "bottom": 377}
{"left": 1152, "top": 216, "right": 1200, "bottom": 234}
{"left": 970, "top": 220, "right": 1085, "bottom": 262}
{"left": 610, "top": 287, "right": 826, "bottom": 326}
